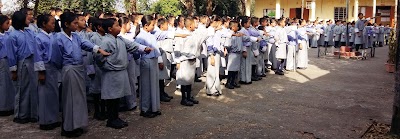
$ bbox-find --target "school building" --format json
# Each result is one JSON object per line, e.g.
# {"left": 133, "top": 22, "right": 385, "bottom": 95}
{"left": 246, "top": 0, "right": 397, "bottom": 26}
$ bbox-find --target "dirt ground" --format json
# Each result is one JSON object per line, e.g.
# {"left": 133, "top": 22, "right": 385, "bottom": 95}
{"left": 0, "top": 47, "right": 395, "bottom": 139}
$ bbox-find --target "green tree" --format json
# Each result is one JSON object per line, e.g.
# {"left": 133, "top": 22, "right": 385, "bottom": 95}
{"left": 36, "top": 0, "right": 61, "bottom": 14}
{"left": 85, "top": 0, "right": 116, "bottom": 13}
{"left": 150, "top": 0, "right": 183, "bottom": 16}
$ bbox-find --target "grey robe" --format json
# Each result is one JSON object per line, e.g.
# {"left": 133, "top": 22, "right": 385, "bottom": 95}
{"left": 0, "top": 58, "right": 15, "bottom": 111}
{"left": 62, "top": 65, "right": 88, "bottom": 131}
{"left": 99, "top": 34, "right": 144, "bottom": 100}
{"left": 355, "top": 19, "right": 367, "bottom": 45}
{"left": 38, "top": 64, "right": 59, "bottom": 124}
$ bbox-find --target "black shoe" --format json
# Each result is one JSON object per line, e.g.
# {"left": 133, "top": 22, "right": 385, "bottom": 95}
{"left": 0, "top": 110, "right": 13, "bottom": 116}
{"left": 94, "top": 112, "right": 107, "bottom": 121}
{"left": 239, "top": 81, "right": 247, "bottom": 84}
{"left": 188, "top": 97, "right": 199, "bottom": 104}
{"left": 152, "top": 111, "right": 162, "bottom": 115}
{"left": 160, "top": 95, "right": 172, "bottom": 102}
{"left": 140, "top": 111, "right": 157, "bottom": 118}
{"left": 117, "top": 118, "right": 128, "bottom": 127}
{"left": 29, "top": 118, "right": 38, "bottom": 123}
{"left": 233, "top": 82, "right": 241, "bottom": 88}
{"left": 194, "top": 78, "right": 202, "bottom": 82}
{"left": 206, "top": 94, "right": 213, "bottom": 96}
{"left": 13, "top": 118, "right": 30, "bottom": 124}
{"left": 106, "top": 119, "right": 125, "bottom": 129}
{"left": 40, "top": 122, "right": 61, "bottom": 130}
{"left": 225, "top": 84, "right": 234, "bottom": 89}
{"left": 163, "top": 92, "right": 173, "bottom": 99}
{"left": 275, "top": 71, "right": 284, "bottom": 75}
{"left": 260, "top": 74, "right": 267, "bottom": 77}
{"left": 180, "top": 100, "right": 194, "bottom": 106}
{"left": 61, "top": 129, "right": 83, "bottom": 138}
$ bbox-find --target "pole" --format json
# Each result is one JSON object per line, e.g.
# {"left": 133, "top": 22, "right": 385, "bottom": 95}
{"left": 346, "top": 0, "right": 349, "bottom": 47}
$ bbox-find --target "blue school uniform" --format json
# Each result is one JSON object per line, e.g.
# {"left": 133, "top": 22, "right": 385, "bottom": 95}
{"left": 36, "top": 29, "right": 60, "bottom": 125}
{"left": 0, "top": 31, "right": 16, "bottom": 113}
{"left": 51, "top": 31, "right": 99, "bottom": 131}
{"left": 6, "top": 29, "right": 45, "bottom": 121}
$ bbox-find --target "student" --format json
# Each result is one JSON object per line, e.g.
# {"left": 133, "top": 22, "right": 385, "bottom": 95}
{"left": 118, "top": 17, "right": 139, "bottom": 111}
{"left": 248, "top": 17, "right": 262, "bottom": 81}
{"left": 175, "top": 16, "right": 208, "bottom": 106}
{"left": 285, "top": 21, "right": 298, "bottom": 71}
{"left": 371, "top": 23, "right": 379, "bottom": 48}
{"left": 355, "top": 13, "right": 372, "bottom": 52}
{"left": 225, "top": 21, "right": 243, "bottom": 89}
{"left": 154, "top": 18, "right": 188, "bottom": 102}
{"left": 35, "top": 14, "right": 61, "bottom": 130}
{"left": 349, "top": 22, "right": 355, "bottom": 49}
{"left": 89, "top": 18, "right": 107, "bottom": 120}
{"left": 257, "top": 25, "right": 268, "bottom": 77}
{"left": 198, "top": 15, "right": 209, "bottom": 74}
{"left": 54, "top": 8, "right": 62, "bottom": 32}
{"left": 340, "top": 22, "right": 347, "bottom": 46}
{"left": 6, "top": 10, "right": 45, "bottom": 124}
{"left": 219, "top": 16, "right": 230, "bottom": 81}
{"left": 206, "top": 15, "right": 223, "bottom": 96}
{"left": 0, "top": 15, "right": 14, "bottom": 117}
{"left": 384, "top": 25, "right": 391, "bottom": 45}
{"left": 98, "top": 18, "right": 151, "bottom": 129}
{"left": 297, "top": 20, "right": 309, "bottom": 69}
{"left": 378, "top": 24, "right": 384, "bottom": 47}
{"left": 266, "top": 19, "right": 278, "bottom": 70}
{"left": 333, "top": 20, "right": 342, "bottom": 48}
{"left": 275, "top": 19, "right": 288, "bottom": 75}
{"left": 51, "top": 12, "right": 110, "bottom": 137}
{"left": 238, "top": 16, "right": 258, "bottom": 84}
{"left": 174, "top": 16, "right": 186, "bottom": 90}
{"left": 135, "top": 15, "right": 162, "bottom": 118}
{"left": 363, "top": 23, "right": 374, "bottom": 57}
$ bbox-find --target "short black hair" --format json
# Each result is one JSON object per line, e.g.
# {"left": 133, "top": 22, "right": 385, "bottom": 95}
{"left": 157, "top": 18, "right": 167, "bottom": 28}
{"left": 94, "top": 10, "right": 103, "bottom": 18}
{"left": 12, "top": 11, "right": 27, "bottom": 30}
{"left": 0, "top": 15, "right": 9, "bottom": 28}
{"left": 141, "top": 15, "right": 154, "bottom": 26}
{"left": 60, "top": 12, "right": 77, "bottom": 30}
{"left": 37, "top": 14, "right": 52, "bottom": 28}
{"left": 88, "top": 17, "right": 101, "bottom": 31}
{"left": 102, "top": 18, "right": 116, "bottom": 33}
{"left": 229, "top": 20, "right": 240, "bottom": 30}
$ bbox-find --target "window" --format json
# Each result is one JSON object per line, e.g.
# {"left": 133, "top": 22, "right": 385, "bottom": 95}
{"left": 263, "top": 9, "right": 284, "bottom": 17}
{"left": 334, "top": 7, "right": 347, "bottom": 21}
{"left": 306, "top": 1, "right": 312, "bottom": 9}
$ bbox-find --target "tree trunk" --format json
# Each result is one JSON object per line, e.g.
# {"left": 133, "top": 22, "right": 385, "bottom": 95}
{"left": 240, "top": 0, "right": 246, "bottom": 16}
{"left": 390, "top": 0, "right": 400, "bottom": 135}
{"left": 33, "top": 0, "right": 40, "bottom": 16}
{"left": 23, "top": 0, "right": 29, "bottom": 8}
{"left": 206, "top": 0, "right": 212, "bottom": 16}
{"left": 130, "top": 0, "right": 136, "bottom": 13}
{"left": 181, "top": 0, "right": 194, "bottom": 16}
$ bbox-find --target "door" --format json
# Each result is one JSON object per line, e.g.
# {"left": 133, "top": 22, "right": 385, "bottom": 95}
{"left": 303, "top": 8, "right": 309, "bottom": 20}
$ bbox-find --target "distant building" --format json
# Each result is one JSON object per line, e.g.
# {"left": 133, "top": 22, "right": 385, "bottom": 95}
{"left": 247, "top": 0, "right": 396, "bottom": 26}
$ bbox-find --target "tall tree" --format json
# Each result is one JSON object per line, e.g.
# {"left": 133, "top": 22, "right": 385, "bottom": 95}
{"left": 180, "top": 0, "right": 194, "bottom": 16}
{"left": 130, "top": 0, "right": 137, "bottom": 13}
{"left": 239, "top": 0, "right": 246, "bottom": 16}
{"left": 206, "top": 0, "right": 212, "bottom": 16}
{"left": 390, "top": 0, "right": 400, "bottom": 135}
{"left": 33, "top": 0, "right": 40, "bottom": 16}
{"left": 150, "top": 0, "right": 183, "bottom": 16}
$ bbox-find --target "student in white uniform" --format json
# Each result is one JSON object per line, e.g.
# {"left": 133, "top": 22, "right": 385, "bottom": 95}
{"left": 285, "top": 22, "right": 298, "bottom": 71}
{"left": 297, "top": 20, "right": 309, "bottom": 69}
{"left": 175, "top": 17, "right": 208, "bottom": 106}
{"left": 274, "top": 19, "right": 288, "bottom": 75}
{"left": 206, "top": 15, "right": 223, "bottom": 96}
{"left": 238, "top": 16, "right": 259, "bottom": 84}
{"left": 174, "top": 16, "right": 186, "bottom": 90}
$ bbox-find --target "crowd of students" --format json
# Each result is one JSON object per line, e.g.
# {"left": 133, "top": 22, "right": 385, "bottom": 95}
{"left": 0, "top": 7, "right": 393, "bottom": 138}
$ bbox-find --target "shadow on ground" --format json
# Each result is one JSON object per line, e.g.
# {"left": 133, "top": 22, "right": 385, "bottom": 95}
{"left": 0, "top": 47, "right": 394, "bottom": 139}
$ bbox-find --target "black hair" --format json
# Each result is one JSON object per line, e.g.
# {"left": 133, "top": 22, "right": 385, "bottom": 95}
{"left": 119, "top": 16, "right": 130, "bottom": 27}
{"left": 175, "top": 15, "right": 185, "bottom": 27}
{"left": 103, "top": 12, "right": 114, "bottom": 18}
{"left": 12, "top": 11, "right": 27, "bottom": 30}
{"left": 270, "top": 19, "right": 277, "bottom": 24}
{"left": 250, "top": 17, "right": 259, "bottom": 26}
{"left": 259, "top": 17, "right": 268, "bottom": 24}
{"left": 157, "top": 18, "right": 167, "bottom": 28}
{"left": 60, "top": 12, "right": 78, "bottom": 30}
{"left": 210, "top": 15, "right": 221, "bottom": 23}
{"left": 141, "top": 15, "right": 154, "bottom": 26}
{"left": 55, "top": 8, "right": 62, "bottom": 12}
{"left": 83, "top": 11, "right": 91, "bottom": 17}
{"left": 37, "top": 14, "right": 52, "bottom": 28}
{"left": 0, "top": 15, "right": 9, "bottom": 31}
{"left": 229, "top": 20, "right": 240, "bottom": 30}
{"left": 64, "top": 9, "right": 71, "bottom": 13}
{"left": 358, "top": 13, "right": 363, "bottom": 17}
{"left": 88, "top": 17, "right": 100, "bottom": 31}
{"left": 102, "top": 18, "right": 116, "bottom": 33}
{"left": 222, "top": 16, "right": 230, "bottom": 24}
{"left": 94, "top": 10, "right": 103, "bottom": 18}
{"left": 239, "top": 16, "right": 249, "bottom": 27}
{"left": 257, "top": 26, "right": 265, "bottom": 31}
{"left": 184, "top": 16, "right": 195, "bottom": 28}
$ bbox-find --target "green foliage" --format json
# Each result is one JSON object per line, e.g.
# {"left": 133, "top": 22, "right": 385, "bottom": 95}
{"left": 86, "top": 0, "right": 116, "bottom": 13}
{"left": 150, "top": 0, "right": 183, "bottom": 16}
{"left": 193, "top": 0, "right": 240, "bottom": 17}
{"left": 267, "top": 11, "right": 276, "bottom": 17}
{"left": 137, "top": 0, "right": 151, "bottom": 14}
{"left": 36, "top": 0, "right": 62, "bottom": 14}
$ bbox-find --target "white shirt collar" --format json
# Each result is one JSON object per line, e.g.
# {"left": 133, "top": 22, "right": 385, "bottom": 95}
{"left": 61, "top": 31, "right": 73, "bottom": 41}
